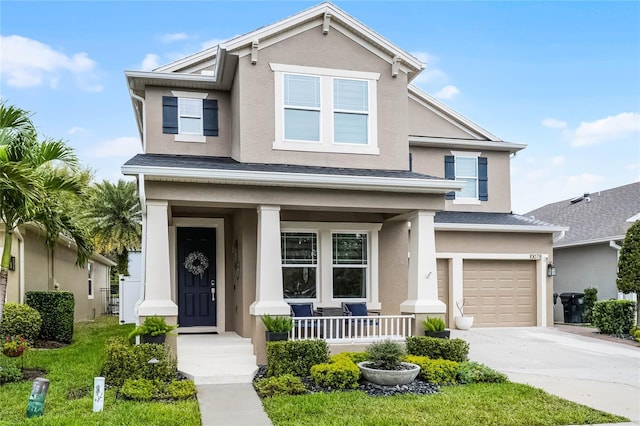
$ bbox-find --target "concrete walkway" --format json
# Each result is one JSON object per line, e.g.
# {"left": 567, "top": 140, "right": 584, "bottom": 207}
{"left": 197, "top": 383, "right": 272, "bottom": 426}
{"left": 451, "top": 327, "right": 640, "bottom": 423}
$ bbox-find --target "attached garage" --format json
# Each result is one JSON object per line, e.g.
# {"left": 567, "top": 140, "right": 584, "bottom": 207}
{"left": 463, "top": 260, "right": 536, "bottom": 327}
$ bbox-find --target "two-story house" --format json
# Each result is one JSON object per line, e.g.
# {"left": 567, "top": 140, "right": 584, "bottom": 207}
{"left": 122, "top": 2, "right": 563, "bottom": 362}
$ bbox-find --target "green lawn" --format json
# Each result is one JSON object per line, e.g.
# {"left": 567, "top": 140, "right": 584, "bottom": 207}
{"left": 0, "top": 316, "right": 200, "bottom": 426}
{"left": 263, "top": 383, "right": 629, "bottom": 426}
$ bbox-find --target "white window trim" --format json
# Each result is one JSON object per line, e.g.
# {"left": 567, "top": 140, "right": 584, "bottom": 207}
{"left": 271, "top": 63, "right": 380, "bottom": 155}
{"left": 281, "top": 231, "right": 319, "bottom": 301}
{"left": 87, "top": 261, "right": 94, "bottom": 300}
{"left": 170, "top": 90, "right": 208, "bottom": 143}
{"left": 281, "top": 222, "right": 381, "bottom": 309}
{"left": 450, "top": 150, "right": 482, "bottom": 205}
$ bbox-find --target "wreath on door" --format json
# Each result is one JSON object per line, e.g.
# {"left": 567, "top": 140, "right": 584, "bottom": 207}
{"left": 183, "top": 251, "right": 209, "bottom": 278}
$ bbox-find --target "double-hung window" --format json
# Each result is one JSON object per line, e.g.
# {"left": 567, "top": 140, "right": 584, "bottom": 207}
{"left": 281, "top": 232, "right": 318, "bottom": 299}
{"left": 445, "top": 152, "right": 488, "bottom": 202}
{"left": 272, "top": 63, "right": 379, "bottom": 154}
{"left": 162, "top": 91, "right": 219, "bottom": 142}
{"left": 332, "top": 233, "right": 368, "bottom": 298}
{"left": 87, "top": 261, "right": 94, "bottom": 299}
{"left": 178, "top": 98, "right": 203, "bottom": 135}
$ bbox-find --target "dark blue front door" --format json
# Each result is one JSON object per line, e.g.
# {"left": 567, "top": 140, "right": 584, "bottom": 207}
{"left": 177, "top": 227, "right": 216, "bottom": 327}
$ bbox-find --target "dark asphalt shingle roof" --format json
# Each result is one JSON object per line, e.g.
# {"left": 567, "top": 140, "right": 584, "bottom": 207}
{"left": 123, "top": 154, "right": 441, "bottom": 180}
{"left": 525, "top": 182, "right": 640, "bottom": 246}
{"left": 435, "top": 211, "right": 559, "bottom": 228}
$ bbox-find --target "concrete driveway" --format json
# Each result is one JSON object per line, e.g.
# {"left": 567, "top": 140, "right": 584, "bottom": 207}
{"left": 450, "top": 327, "right": 640, "bottom": 422}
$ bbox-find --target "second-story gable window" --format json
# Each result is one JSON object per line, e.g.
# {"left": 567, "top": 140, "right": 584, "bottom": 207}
{"left": 445, "top": 152, "right": 488, "bottom": 203}
{"left": 162, "top": 91, "right": 218, "bottom": 143}
{"left": 272, "top": 63, "right": 379, "bottom": 155}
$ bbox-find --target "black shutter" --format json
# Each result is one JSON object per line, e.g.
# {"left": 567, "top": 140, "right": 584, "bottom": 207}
{"left": 162, "top": 96, "right": 178, "bottom": 134}
{"left": 478, "top": 157, "right": 488, "bottom": 201}
{"left": 203, "top": 99, "right": 219, "bottom": 136}
{"left": 444, "top": 155, "right": 455, "bottom": 200}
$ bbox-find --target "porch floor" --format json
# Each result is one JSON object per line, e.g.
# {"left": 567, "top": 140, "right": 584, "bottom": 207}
{"left": 177, "top": 332, "right": 258, "bottom": 385}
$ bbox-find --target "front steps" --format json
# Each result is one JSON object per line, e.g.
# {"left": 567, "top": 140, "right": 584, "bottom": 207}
{"left": 177, "top": 332, "right": 258, "bottom": 385}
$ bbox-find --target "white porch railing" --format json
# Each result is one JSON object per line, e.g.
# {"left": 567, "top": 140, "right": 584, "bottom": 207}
{"left": 290, "top": 315, "right": 415, "bottom": 344}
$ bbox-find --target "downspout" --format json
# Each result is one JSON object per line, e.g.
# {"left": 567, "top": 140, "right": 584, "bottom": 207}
{"left": 129, "top": 89, "right": 146, "bottom": 152}
{"left": 14, "top": 227, "right": 25, "bottom": 304}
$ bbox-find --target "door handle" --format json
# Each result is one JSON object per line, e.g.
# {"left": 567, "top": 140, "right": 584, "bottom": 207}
{"left": 211, "top": 287, "right": 215, "bottom": 302}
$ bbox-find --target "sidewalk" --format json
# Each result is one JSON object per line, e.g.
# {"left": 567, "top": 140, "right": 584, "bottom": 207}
{"left": 197, "top": 383, "right": 272, "bottom": 426}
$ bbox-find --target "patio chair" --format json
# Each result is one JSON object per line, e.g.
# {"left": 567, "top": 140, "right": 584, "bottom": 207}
{"left": 341, "top": 302, "right": 380, "bottom": 330}
{"left": 289, "top": 302, "right": 319, "bottom": 338}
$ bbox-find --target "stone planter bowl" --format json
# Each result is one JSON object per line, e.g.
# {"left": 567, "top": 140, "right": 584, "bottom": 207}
{"left": 357, "top": 362, "right": 420, "bottom": 386}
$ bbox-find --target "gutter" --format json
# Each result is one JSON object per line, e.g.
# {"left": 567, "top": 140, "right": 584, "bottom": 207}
{"left": 129, "top": 88, "right": 146, "bottom": 151}
{"left": 610, "top": 240, "right": 622, "bottom": 263}
{"left": 435, "top": 223, "right": 569, "bottom": 234}
{"left": 121, "top": 165, "right": 464, "bottom": 194}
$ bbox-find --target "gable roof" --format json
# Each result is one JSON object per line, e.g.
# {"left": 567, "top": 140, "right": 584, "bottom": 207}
{"left": 525, "top": 182, "right": 640, "bottom": 247}
{"left": 434, "top": 211, "right": 566, "bottom": 233}
{"left": 154, "top": 2, "right": 423, "bottom": 79}
{"left": 122, "top": 154, "right": 464, "bottom": 194}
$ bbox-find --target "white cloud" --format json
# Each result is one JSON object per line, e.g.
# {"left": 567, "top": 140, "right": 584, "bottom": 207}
{"left": 67, "top": 126, "right": 88, "bottom": 135}
{"left": 0, "top": 35, "right": 102, "bottom": 91}
{"left": 435, "top": 85, "right": 460, "bottom": 100}
{"left": 542, "top": 118, "right": 567, "bottom": 129}
{"left": 200, "top": 38, "right": 225, "bottom": 50}
{"left": 572, "top": 112, "right": 640, "bottom": 147}
{"left": 551, "top": 156, "right": 565, "bottom": 166}
{"left": 410, "top": 51, "right": 434, "bottom": 65}
{"left": 87, "top": 137, "right": 142, "bottom": 159}
{"left": 139, "top": 54, "right": 160, "bottom": 71}
{"left": 160, "top": 32, "right": 189, "bottom": 43}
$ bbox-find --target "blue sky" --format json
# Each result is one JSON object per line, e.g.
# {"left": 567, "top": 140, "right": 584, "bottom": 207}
{"left": 1, "top": 1, "right": 638, "bottom": 213}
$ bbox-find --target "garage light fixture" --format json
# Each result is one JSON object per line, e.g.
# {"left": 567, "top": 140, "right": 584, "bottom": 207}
{"left": 547, "top": 263, "right": 556, "bottom": 277}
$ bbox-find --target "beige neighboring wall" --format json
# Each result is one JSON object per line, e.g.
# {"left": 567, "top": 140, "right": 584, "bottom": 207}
{"left": 144, "top": 86, "right": 233, "bottom": 157}
{"left": 0, "top": 229, "right": 21, "bottom": 303}
{"left": 235, "top": 24, "right": 410, "bottom": 170}
{"left": 408, "top": 97, "right": 478, "bottom": 139}
{"left": 411, "top": 146, "right": 512, "bottom": 213}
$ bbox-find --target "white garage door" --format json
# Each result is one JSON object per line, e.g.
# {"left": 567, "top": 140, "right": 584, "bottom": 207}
{"left": 463, "top": 260, "right": 536, "bottom": 327}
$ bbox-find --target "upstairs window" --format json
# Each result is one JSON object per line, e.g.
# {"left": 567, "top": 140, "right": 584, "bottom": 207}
{"left": 272, "top": 63, "right": 379, "bottom": 155}
{"left": 162, "top": 92, "right": 218, "bottom": 142}
{"left": 445, "top": 153, "right": 488, "bottom": 202}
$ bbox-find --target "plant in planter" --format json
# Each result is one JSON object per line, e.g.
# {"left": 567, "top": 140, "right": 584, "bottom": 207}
{"left": 421, "top": 317, "right": 450, "bottom": 338}
{"left": 357, "top": 339, "right": 420, "bottom": 386}
{"left": 128, "top": 316, "right": 177, "bottom": 344}
{"left": 454, "top": 300, "right": 474, "bottom": 330}
{"left": 261, "top": 315, "right": 293, "bottom": 342}
{"left": 2, "top": 335, "right": 29, "bottom": 358}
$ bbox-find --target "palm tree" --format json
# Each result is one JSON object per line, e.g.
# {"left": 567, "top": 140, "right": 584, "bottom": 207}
{"left": 86, "top": 180, "right": 142, "bottom": 276}
{"left": 0, "top": 101, "right": 92, "bottom": 322}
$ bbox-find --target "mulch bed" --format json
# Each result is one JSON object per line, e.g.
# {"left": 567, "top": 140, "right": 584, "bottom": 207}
{"left": 22, "top": 368, "right": 47, "bottom": 381}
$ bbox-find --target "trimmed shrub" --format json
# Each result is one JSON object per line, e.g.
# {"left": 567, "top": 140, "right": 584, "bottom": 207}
{"left": 255, "top": 374, "right": 307, "bottom": 398}
{"left": 634, "top": 329, "right": 640, "bottom": 344}
{"left": 0, "top": 364, "right": 23, "bottom": 384}
{"left": 583, "top": 287, "right": 598, "bottom": 323}
{"left": 457, "top": 361, "right": 508, "bottom": 384}
{"left": 121, "top": 378, "right": 161, "bottom": 401}
{"left": 266, "top": 339, "right": 329, "bottom": 377}
{"left": 166, "top": 380, "right": 198, "bottom": 400}
{"left": 0, "top": 303, "right": 42, "bottom": 342}
{"left": 26, "top": 291, "right": 75, "bottom": 343}
{"left": 311, "top": 354, "right": 360, "bottom": 390}
{"left": 365, "top": 339, "right": 405, "bottom": 370}
{"left": 405, "top": 355, "right": 458, "bottom": 385}
{"left": 406, "top": 336, "right": 469, "bottom": 362}
{"left": 591, "top": 299, "right": 636, "bottom": 336}
{"left": 102, "top": 337, "right": 177, "bottom": 387}
{"left": 331, "top": 352, "right": 368, "bottom": 364}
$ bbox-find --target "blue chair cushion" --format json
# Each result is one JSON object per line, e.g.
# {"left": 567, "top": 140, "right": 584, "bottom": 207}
{"left": 345, "top": 303, "right": 368, "bottom": 316}
{"left": 290, "top": 303, "right": 314, "bottom": 317}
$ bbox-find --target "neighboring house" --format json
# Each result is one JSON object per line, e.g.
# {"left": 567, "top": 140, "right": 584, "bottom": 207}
{"left": 122, "top": 2, "right": 563, "bottom": 361}
{"left": 1, "top": 223, "right": 116, "bottom": 322}
{"left": 526, "top": 182, "right": 640, "bottom": 321}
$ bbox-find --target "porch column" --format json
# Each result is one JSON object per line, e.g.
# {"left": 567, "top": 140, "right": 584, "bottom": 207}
{"left": 250, "top": 205, "right": 290, "bottom": 316}
{"left": 401, "top": 211, "right": 446, "bottom": 317}
{"left": 138, "top": 200, "right": 178, "bottom": 316}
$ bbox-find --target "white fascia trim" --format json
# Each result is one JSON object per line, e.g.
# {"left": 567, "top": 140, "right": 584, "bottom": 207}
{"left": 436, "top": 253, "right": 544, "bottom": 260}
{"left": 270, "top": 63, "right": 380, "bottom": 80}
{"left": 155, "top": 47, "right": 219, "bottom": 73}
{"left": 554, "top": 235, "right": 626, "bottom": 249}
{"left": 408, "top": 86, "right": 501, "bottom": 141}
{"left": 122, "top": 164, "right": 464, "bottom": 194}
{"left": 125, "top": 71, "right": 220, "bottom": 88}
{"left": 626, "top": 212, "right": 640, "bottom": 222}
{"left": 409, "top": 136, "right": 527, "bottom": 153}
{"left": 222, "top": 3, "right": 423, "bottom": 71}
{"left": 435, "top": 223, "right": 569, "bottom": 233}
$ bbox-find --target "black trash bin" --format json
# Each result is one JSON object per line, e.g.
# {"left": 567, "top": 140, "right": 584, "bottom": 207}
{"left": 559, "top": 292, "right": 585, "bottom": 323}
